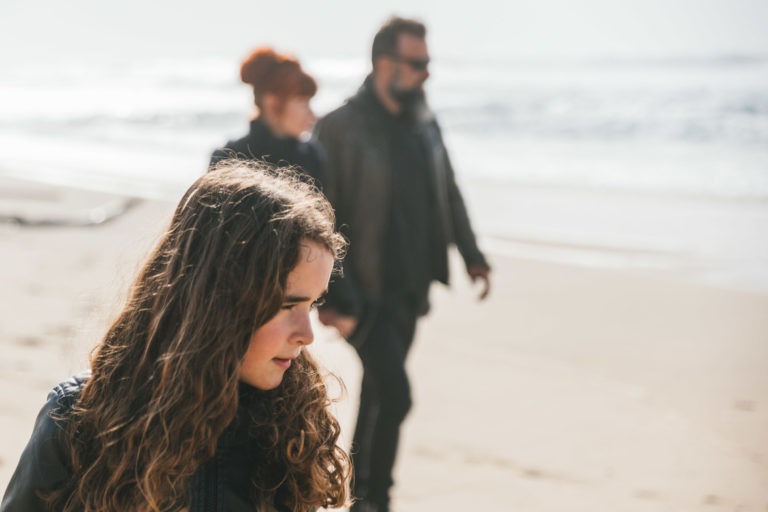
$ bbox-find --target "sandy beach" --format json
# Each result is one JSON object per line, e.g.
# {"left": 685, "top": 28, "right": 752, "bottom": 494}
{"left": 1, "top": 178, "right": 767, "bottom": 511}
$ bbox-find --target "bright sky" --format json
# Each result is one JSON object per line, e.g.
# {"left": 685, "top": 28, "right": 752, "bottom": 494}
{"left": 2, "top": 0, "right": 767, "bottom": 63}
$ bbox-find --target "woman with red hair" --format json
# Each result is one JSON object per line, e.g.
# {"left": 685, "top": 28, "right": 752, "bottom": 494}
{"left": 210, "top": 47, "right": 323, "bottom": 185}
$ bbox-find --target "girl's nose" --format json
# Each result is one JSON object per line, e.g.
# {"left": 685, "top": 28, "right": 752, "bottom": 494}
{"left": 295, "top": 313, "right": 315, "bottom": 346}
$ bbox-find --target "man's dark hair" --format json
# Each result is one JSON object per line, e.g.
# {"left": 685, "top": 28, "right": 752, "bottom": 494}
{"left": 371, "top": 16, "right": 427, "bottom": 67}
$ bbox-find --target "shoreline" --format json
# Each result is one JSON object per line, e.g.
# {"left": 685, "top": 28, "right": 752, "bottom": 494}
{"left": 462, "top": 178, "right": 768, "bottom": 296}
{"left": 4, "top": 173, "right": 768, "bottom": 296}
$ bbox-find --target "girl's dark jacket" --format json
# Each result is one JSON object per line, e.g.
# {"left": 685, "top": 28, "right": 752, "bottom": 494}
{"left": 0, "top": 373, "right": 289, "bottom": 512}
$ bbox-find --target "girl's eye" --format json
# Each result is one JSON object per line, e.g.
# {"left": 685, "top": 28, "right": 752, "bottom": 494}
{"left": 281, "top": 297, "right": 325, "bottom": 311}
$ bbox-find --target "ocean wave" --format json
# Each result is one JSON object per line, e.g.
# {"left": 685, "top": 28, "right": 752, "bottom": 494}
{"left": 1, "top": 54, "right": 766, "bottom": 205}
{"left": 435, "top": 87, "right": 768, "bottom": 146}
{"left": 3, "top": 90, "right": 765, "bottom": 148}
{"left": 439, "top": 53, "right": 768, "bottom": 70}
{"left": 2, "top": 53, "right": 766, "bottom": 146}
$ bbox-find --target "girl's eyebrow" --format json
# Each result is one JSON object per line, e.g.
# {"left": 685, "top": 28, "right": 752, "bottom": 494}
{"left": 283, "top": 291, "right": 328, "bottom": 303}
{"left": 284, "top": 295, "right": 310, "bottom": 303}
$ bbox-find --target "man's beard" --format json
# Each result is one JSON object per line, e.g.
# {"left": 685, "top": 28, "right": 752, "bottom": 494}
{"left": 389, "top": 85, "right": 425, "bottom": 115}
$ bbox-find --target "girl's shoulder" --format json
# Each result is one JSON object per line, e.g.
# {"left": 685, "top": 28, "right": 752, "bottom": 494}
{"left": 48, "top": 370, "right": 90, "bottom": 413}
{"left": 0, "top": 373, "right": 90, "bottom": 508}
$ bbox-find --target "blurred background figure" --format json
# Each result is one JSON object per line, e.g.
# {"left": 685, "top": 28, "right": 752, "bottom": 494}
{"left": 314, "top": 17, "right": 490, "bottom": 512}
{"left": 209, "top": 47, "right": 323, "bottom": 184}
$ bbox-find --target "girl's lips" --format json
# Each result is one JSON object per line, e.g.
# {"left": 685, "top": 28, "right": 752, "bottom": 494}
{"left": 273, "top": 358, "right": 292, "bottom": 369}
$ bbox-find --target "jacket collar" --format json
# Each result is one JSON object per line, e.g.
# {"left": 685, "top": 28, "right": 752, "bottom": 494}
{"left": 248, "top": 117, "right": 289, "bottom": 141}
{"left": 353, "top": 75, "right": 399, "bottom": 122}
{"left": 352, "top": 74, "right": 436, "bottom": 127}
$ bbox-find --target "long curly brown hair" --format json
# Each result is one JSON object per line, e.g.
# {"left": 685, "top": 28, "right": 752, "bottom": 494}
{"left": 51, "top": 161, "right": 350, "bottom": 511}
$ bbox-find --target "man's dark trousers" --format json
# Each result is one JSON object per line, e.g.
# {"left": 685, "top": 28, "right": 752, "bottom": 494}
{"left": 350, "top": 292, "right": 424, "bottom": 510}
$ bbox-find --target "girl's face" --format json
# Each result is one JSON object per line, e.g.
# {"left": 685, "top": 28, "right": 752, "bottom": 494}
{"left": 239, "top": 240, "right": 333, "bottom": 390}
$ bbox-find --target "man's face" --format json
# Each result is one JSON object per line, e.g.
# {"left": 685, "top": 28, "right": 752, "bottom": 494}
{"left": 387, "top": 33, "right": 430, "bottom": 103}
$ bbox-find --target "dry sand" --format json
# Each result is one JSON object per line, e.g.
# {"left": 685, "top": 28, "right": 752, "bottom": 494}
{"left": 1, "top": 179, "right": 767, "bottom": 511}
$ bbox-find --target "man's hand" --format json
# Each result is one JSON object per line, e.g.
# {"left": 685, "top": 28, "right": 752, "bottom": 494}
{"left": 318, "top": 308, "right": 359, "bottom": 339}
{"left": 467, "top": 264, "right": 491, "bottom": 301}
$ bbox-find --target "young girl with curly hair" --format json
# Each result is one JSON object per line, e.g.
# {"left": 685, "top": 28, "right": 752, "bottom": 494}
{"left": 1, "top": 161, "right": 351, "bottom": 512}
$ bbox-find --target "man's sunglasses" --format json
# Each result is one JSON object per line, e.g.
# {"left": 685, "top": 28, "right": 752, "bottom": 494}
{"left": 390, "top": 55, "right": 430, "bottom": 71}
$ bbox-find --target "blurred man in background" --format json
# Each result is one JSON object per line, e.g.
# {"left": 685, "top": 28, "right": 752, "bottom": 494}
{"left": 315, "top": 16, "right": 491, "bottom": 512}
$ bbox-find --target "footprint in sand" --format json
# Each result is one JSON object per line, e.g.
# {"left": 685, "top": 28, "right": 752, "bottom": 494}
{"left": 411, "top": 446, "right": 443, "bottom": 461}
{"left": 25, "top": 284, "right": 43, "bottom": 296}
{"left": 45, "top": 324, "right": 76, "bottom": 337}
{"left": 16, "top": 336, "right": 43, "bottom": 347}
{"left": 633, "top": 489, "right": 663, "bottom": 501}
{"left": 732, "top": 399, "right": 756, "bottom": 412}
{"left": 522, "top": 468, "right": 543, "bottom": 479}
